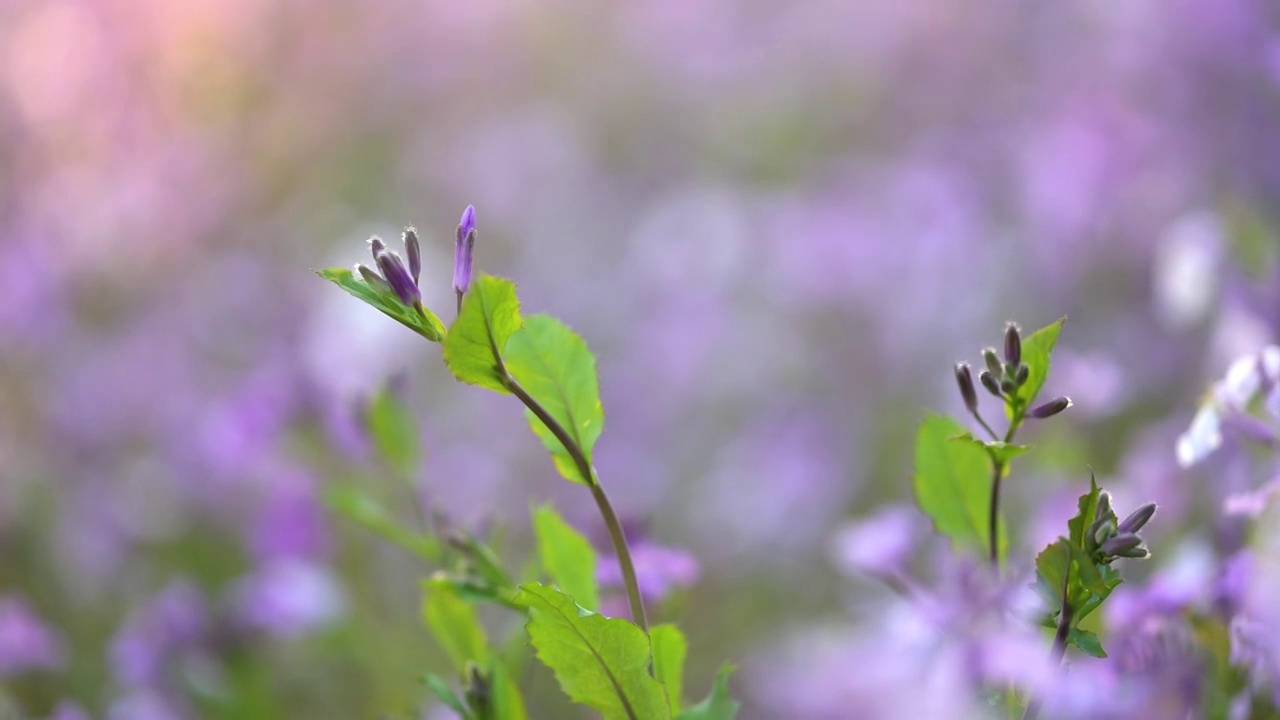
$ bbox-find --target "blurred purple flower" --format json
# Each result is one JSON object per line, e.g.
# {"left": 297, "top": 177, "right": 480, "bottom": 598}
{"left": 230, "top": 559, "right": 345, "bottom": 639}
{"left": 110, "top": 580, "right": 208, "bottom": 689}
{"left": 828, "top": 504, "right": 927, "bottom": 582}
{"left": 248, "top": 467, "right": 331, "bottom": 563}
{"left": 49, "top": 701, "right": 90, "bottom": 720}
{"left": 0, "top": 595, "right": 63, "bottom": 676}
{"left": 1177, "top": 345, "right": 1280, "bottom": 468}
{"left": 598, "top": 539, "right": 699, "bottom": 605}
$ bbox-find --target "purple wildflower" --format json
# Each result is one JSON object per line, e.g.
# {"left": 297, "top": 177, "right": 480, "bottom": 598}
{"left": 453, "top": 204, "right": 476, "bottom": 302}
{"left": 403, "top": 226, "right": 421, "bottom": 284}
{"left": 374, "top": 249, "right": 420, "bottom": 306}
{"left": 0, "top": 595, "right": 63, "bottom": 676}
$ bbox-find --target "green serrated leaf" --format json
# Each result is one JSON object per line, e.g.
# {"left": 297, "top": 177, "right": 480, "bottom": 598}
{"left": 676, "top": 665, "right": 738, "bottom": 720}
{"left": 532, "top": 505, "right": 599, "bottom": 611}
{"left": 317, "top": 267, "right": 445, "bottom": 341}
{"left": 423, "top": 579, "right": 490, "bottom": 673}
{"left": 650, "top": 624, "right": 687, "bottom": 714}
{"left": 505, "top": 315, "right": 605, "bottom": 485}
{"left": 1011, "top": 316, "right": 1066, "bottom": 412}
{"left": 424, "top": 673, "right": 474, "bottom": 718}
{"left": 366, "top": 387, "right": 420, "bottom": 475}
{"left": 443, "top": 275, "right": 523, "bottom": 393}
{"left": 1066, "top": 472, "right": 1102, "bottom": 552}
{"left": 514, "top": 582, "right": 669, "bottom": 720}
{"left": 950, "top": 433, "right": 1031, "bottom": 465}
{"left": 323, "top": 484, "right": 440, "bottom": 562}
{"left": 1067, "top": 628, "right": 1107, "bottom": 658}
{"left": 913, "top": 414, "right": 1005, "bottom": 558}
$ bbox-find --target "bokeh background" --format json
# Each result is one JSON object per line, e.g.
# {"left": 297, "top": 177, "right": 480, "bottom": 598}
{"left": 3, "top": 0, "right": 1280, "bottom": 717}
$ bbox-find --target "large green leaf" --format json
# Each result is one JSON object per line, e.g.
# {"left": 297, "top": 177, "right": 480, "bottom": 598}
{"left": 649, "top": 624, "right": 686, "bottom": 714}
{"left": 1011, "top": 316, "right": 1066, "bottom": 412}
{"left": 443, "top": 275, "right": 523, "bottom": 393}
{"left": 532, "top": 506, "right": 599, "bottom": 611}
{"left": 317, "top": 266, "right": 446, "bottom": 341}
{"left": 504, "top": 314, "right": 605, "bottom": 485}
{"left": 912, "top": 413, "right": 1005, "bottom": 557}
{"left": 676, "top": 665, "right": 738, "bottom": 720}
{"left": 422, "top": 579, "right": 490, "bottom": 673}
{"left": 514, "top": 582, "right": 669, "bottom": 720}
{"left": 365, "top": 387, "right": 419, "bottom": 475}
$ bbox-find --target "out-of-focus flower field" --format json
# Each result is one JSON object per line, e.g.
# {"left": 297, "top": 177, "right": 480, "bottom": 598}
{"left": 2, "top": 0, "right": 1280, "bottom": 718}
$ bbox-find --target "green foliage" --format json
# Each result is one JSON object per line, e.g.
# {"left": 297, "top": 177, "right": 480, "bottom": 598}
{"left": 532, "top": 505, "right": 600, "bottom": 611}
{"left": 366, "top": 387, "right": 420, "bottom": 475}
{"left": 424, "top": 674, "right": 473, "bottom": 718}
{"left": 1010, "top": 317, "right": 1066, "bottom": 411}
{"left": 913, "top": 413, "right": 1006, "bottom": 558}
{"left": 514, "top": 582, "right": 670, "bottom": 720}
{"left": 422, "top": 579, "right": 490, "bottom": 673}
{"left": 505, "top": 315, "right": 606, "bottom": 485}
{"left": 489, "top": 659, "right": 530, "bottom": 720}
{"left": 323, "top": 484, "right": 440, "bottom": 562}
{"left": 676, "top": 666, "right": 739, "bottom": 720}
{"left": 650, "top": 624, "right": 687, "bottom": 713}
{"left": 1034, "top": 477, "right": 1125, "bottom": 657}
{"left": 316, "top": 266, "right": 446, "bottom": 341}
{"left": 443, "top": 275, "right": 524, "bottom": 393}
{"left": 951, "top": 433, "right": 1030, "bottom": 465}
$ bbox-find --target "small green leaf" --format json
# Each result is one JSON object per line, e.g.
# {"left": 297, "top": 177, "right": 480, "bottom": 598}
{"left": 650, "top": 624, "right": 687, "bottom": 713}
{"left": 514, "top": 582, "right": 669, "bottom": 720}
{"left": 676, "top": 665, "right": 739, "bottom": 720}
{"left": 913, "top": 414, "right": 1005, "bottom": 558}
{"left": 1011, "top": 316, "right": 1066, "bottom": 411}
{"left": 532, "top": 505, "right": 600, "bottom": 611}
{"left": 424, "top": 673, "right": 474, "bottom": 718}
{"left": 1067, "top": 628, "right": 1107, "bottom": 658}
{"left": 323, "top": 484, "right": 440, "bottom": 562}
{"left": 1034, "top": 538, "right": 1071, "bottom": 609}
{"left": 490, "top": 658, "right": 529, "bottom": 720}
{"left": 443, "top": 275, "right": 523, "bottom": 393}
{"left": 505, "top": 315, "right": 605, "bottom": 485}
{"left": 950, "top": 433, "right": 1030, "bottom": 466}
{"left": 317, "top": 267, "right": 445, "bottom": 341}
{"left": 423, "top": 579, "right": 490, "bottom": 673}
{"left": 365, "top": 387, "right": 419, "bottom": 475}
{"left": 1066, "top": 472, "right": 1102, "bottom": 552}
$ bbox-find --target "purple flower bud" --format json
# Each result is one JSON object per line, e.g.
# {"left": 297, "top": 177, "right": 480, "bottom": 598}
{"left": 1114, "top": 545, "right": 1150, "bottom": 559}
{"left": 982, "top": 347, "right": 1002, "bottom": 378}
{"left": 375, "top": 250, "right": 420, "bottom": 306}
{"left": 356, "top": 264, "right": 391, "bottom": 294}
{"left": 1004, "top": 322, "right": 1022, "bottom": 366}
{"left": 403, "top": 227, "right": 421, "bottom": 285}
{"left": 1117, "top": 503, "right": 1157, "bottom": 535}
{"left": 1030, "top": 396, "right": 1072, "bottom": 419}
{"left": 979, "top": 370, "right": 1002, "bottom": 398}
{"left": 955, "top": 362, "right": 978, "bottom": 412}
{"left": 453, "top": 205, "right": 476, "bottom": 297}
{"left": 1100, "top": 532, "right": 1143, "bottom": 556}
{"left": 1000, "top": 377, "right": 1017, "bottom": 395}
{"left": 1095, "top": 491, "right": 1113, "bottom": 522}
{"left": 368, "top": 235, "right": 387, "bottom": 261}
{"left": 1013, "top": 363, "right": 1029, "bottom": 387}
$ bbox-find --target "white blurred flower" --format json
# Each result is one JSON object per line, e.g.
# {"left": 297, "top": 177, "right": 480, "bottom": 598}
{"left": 1177, "top": 404, "right": 1222, "bottom": 468}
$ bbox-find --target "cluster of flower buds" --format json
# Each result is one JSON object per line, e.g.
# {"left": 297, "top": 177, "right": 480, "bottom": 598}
{"left": 1086, "top": 491, "right": 1157, "bottom": 562}
{"left": 953, "top": 322, "right": 1071, "bottom": 419}
{"left": 359, "top": 230, "right": 423, "bottom": 309}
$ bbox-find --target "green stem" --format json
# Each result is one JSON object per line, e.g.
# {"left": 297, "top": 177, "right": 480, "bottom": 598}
{"left": 988, "top": 409, "right": 1024, "bottom": 568}
{"left": 1023, "top": 563, "right": 1072, "bottom": 720}
{"left": 501, "top": 372, "right": 649, "bottom": 632}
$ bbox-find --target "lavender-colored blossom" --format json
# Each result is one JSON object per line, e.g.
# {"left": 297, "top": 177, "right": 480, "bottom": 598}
{"left": 0, "top": 595, "right": 63, "bottom": 675}
{"left": 453, "top": 204, "right": 476, "bottom": 296}
{"left": 403, "top": 226, "right": 421, "bottom": 284}
{"left": 231, "top": 559, "right": 345, "bottom": 639}
{"left": 375, "top": 249, "right": 420, "bottom": 306}
{"left": 828, "top": 504, "right": 927, "bottom": 582}
{"left": 597, "top": 540, "right": 699, "bottom": 604}
{"left": 110, "top": 580, "right": 208, "bottom": 688}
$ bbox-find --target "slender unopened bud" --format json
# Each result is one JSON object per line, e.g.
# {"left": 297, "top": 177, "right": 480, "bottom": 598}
{"left": 1115, "top": 545, "right": 1150, "bottom": 559}
{"left": 368, "top": 235, "right": 387, "bottom": 260}
{"left": 955, "top": 363, "right": 979, "bottom": 413}
{"left": 1004, "top": 323, "right": 1022, "bottom": 366}
{"left": 375, "top": 250, "right": 420, "bottom": 306}
{"left": 982, "top": 347, "right": 1003, "bottom": 378}
{"left": 453, "top": 205, "right": 477, "bottom": 296}
{"left": 403, "top": 226, "right": 421, "bottom": 284}
{"left": 1095, "top": 491, "right": 1113, "bottom": 523}
{"left": 980, "top": 371, "right": 1002, "bottom": 398}
{"left": 1100, "top": 533, "right": 1143, "bottom": 556}
{"left": 1014, "top": 363, "right": 1029, "bottom": 387}
{"left": 1118, "top": 503, "right": 1157, "bottom": 534}
{"left": 356, "top": 263, "right": 391, "bottom": 294}
{"left": 1030, "top": 396, "right": 1072, "bottom": 419}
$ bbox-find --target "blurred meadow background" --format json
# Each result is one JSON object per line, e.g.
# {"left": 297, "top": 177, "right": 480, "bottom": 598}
{"left": 3, "top": 0, "right": 1280, "bottom": 717}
